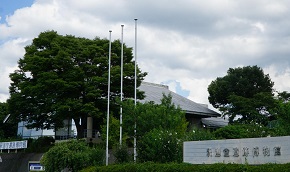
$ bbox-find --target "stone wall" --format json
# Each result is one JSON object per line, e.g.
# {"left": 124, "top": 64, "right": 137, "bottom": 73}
{"left": 184, "top": 136, "right": 290, "bottom": 164}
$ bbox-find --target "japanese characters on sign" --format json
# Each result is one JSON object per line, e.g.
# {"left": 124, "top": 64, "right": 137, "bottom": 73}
{"left": 0, "top": 140, "right": 28, "bottom": 150}
{"left": 206, "top": 146, "right": 281, "bottom": 157}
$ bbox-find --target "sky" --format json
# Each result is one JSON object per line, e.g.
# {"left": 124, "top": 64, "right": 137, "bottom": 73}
{"left": 1, "top": 0, "right": 290, "bottom": 111}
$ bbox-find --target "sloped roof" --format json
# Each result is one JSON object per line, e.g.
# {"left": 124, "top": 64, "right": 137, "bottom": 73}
{"left": 201, "top": 117, "right": 228, "bottom": 128}
{"left": 138, "top": 82, "right": 220, "bottom": 117}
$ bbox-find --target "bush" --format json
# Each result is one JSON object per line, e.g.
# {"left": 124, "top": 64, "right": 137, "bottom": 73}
{"left": 41, "top": 140, "right": 105, "bottom": 172}
{"left": 137, "top": 129, "right": 183, "bottom": 163}
{"left": 80, "top": 162, "right": 290, "bottom": 172}
{"left": 185, "top": 128, "right": 216, "bottom": 141}
{"left": 26, "top": 136, "right": 55, "bottom": 152}
{"left": 113, "top": 144, "right": 131, "bottom": 164}
{"left": 213, "top": 124, "right": 271, "bottom": 139}
{"left": 89, "top": 145, "right": 106, "bottom": 166}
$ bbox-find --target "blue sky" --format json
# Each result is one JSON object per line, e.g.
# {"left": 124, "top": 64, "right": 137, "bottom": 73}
{"left": 162, "top": 80, "right": 190, "bottom": 98}
{"left": 1, "top": 0, "right": 290, "bottom": 110}
{"left": 0, "top": 0, "right": 34, "bottom": 23}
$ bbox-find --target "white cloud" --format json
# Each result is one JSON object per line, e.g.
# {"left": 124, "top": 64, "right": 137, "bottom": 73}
{"left": 0, "top": 39, "right": 28, "bottom": 102}
{"left": 1, "top": 0, "right": 290, "bottom": 109}
{"left": 264, "top": 65, "right": 290, "bottom": 93}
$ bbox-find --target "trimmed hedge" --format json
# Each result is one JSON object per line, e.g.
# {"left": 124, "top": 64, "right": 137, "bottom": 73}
{"left": 81, "top": 162, "right": 290, "bottom": 172}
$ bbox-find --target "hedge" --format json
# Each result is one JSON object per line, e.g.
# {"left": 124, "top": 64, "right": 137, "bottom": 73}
{"left": 80, "top": 162, "right": 290, "bottom": 172}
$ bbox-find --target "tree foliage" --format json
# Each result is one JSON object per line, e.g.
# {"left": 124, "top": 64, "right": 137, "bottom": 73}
{"left": 113, "top": 143, "right": 131, "bottom": 164}
{"left": 208, "top": 65, "right": 275, "bottom": 125}
{"left": 0, "top": 102, "right": 17, "bottom": 139}
{"left": 137, "top": 129, "right": 183, "bottom": 163}
{"left": 184, "top": 128, "right": 216, "bottom": 141}
{"left": 25, "top": 136, "right": 55, "bottom": 152}
{"left": 213, "top": 124, "right": 271, "bottom": 139}
{"left": 122, "top": 93, "right": 188, "bottom": 137}
{"left": 100, "top": 115, "right": 129, "bottom": 148}
{"left": 41, "top": 140, "right": 104, "bottom": 172}
{"left": 7, "top": 31, "right": 146, "bottom": 137}
{"left": 269, "top": 91, "right": 290, "bottom": 135}
{"left": 117, "top": 94, "right": 188, "bottom": 163}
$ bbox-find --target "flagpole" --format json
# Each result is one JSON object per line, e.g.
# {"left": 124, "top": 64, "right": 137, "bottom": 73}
{"left": 134, "top": 18, "right": 138, "bottom": 162}
{"left": 120, "top": 24, "right": 124, "bottom": 145}
{"left": 106, "top": 30, "right": 112, "bottom": 166}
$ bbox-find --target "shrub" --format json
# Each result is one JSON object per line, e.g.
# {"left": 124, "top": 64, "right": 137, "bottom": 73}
{"left": 213, "top": 124, "right": 271, "bottom": 139}
{"left": 26, "top": 136, "right": 55, "bottom": 152}
{"left": 184, "top": 128, "right": 216, "bottom": 141}
{"left": 137, "top": 129, "right": 183, "bottom": 163}
{"left": 80, "top": 162, "right": 290, "bottom": 172}
{"left": 41, "top": 140, "right": 105, "bottom": 172}
{"left": 113, "top": 144, "right": 131, "bottom": 164}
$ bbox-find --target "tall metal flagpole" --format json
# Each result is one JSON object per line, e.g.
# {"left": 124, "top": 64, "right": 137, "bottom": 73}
{"left": 134, "top": 18, "right": 138, "bottom": 162}
{"left": 106, "top": 30, "right": 112, "bottom": 166}
{"left": 120, "top": 25, "right": 124, "bottom": 145}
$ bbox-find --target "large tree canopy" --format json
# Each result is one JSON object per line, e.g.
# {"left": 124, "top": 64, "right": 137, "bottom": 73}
{"left": 208, "top": 65, "right": 275, "bottom": 125}
{"left": 8, "top": 31, "right": 146, "bottom": 137}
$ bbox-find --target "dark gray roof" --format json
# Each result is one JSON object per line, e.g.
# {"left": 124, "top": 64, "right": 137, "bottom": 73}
{"left": 138, "top": 82, "right": 220, "bottom": 117}
{"left": 201, "top": 117, "right": 228, "bottom": 128}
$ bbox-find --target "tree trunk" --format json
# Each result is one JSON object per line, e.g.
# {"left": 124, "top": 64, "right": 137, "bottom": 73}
{"left": 73, "top": 118, "right": 83, "bottom": 139}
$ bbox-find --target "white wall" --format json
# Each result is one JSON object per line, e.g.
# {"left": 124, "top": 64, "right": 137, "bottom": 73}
{"left": 184, "top": 136, "right": 290, "bottom": 164}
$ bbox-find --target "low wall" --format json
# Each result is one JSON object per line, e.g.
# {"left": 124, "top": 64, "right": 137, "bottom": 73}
{"left": 0, "top": 153, "right": 43, "bottom": 172}
{"left": 183, "top": 136, "right": 290, "bottom": 164}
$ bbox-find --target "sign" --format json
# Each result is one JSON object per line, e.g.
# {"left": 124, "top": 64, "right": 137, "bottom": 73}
{"left": 183, "top": 136, "right": 290, "bottom": 164}
{"left": 0, "top": 140, "right": 28, "bottom": 150}
{"left": 28, "top": 161, "right": 45, "bottom": 172}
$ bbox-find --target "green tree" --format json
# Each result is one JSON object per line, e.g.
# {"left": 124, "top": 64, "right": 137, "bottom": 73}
{"left": 269, "top": 91, "right": 290, "bottom": 135}
{"left": 277, "top": 91, "right": 290, "bottom": 103}
{"left": 100, "top": 115, "right": 129, "bottom": 148}
{"left": 122, "top": 93, "right": 188, "bottom": 138}
{"left": 208, "top": 65, "right": 275, "bottom": 125}
{"left": 0, "top": 102, "right": 8, "bottom": 138}
{"left": 7, "top": 31, "right": 146, "bottom": 138}
{"left": 119, "top": 94, "right": 188, "bottom": 163}
{"left": 0, "top": 102, "right": 17, "bottom": 139}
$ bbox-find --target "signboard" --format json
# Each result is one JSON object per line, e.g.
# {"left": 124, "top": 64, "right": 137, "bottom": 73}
{"left": 28, "top": 161, "right": 45, "bottom": 172}
{"left": 0, "top": 140, "right": 28, "bottom": 150}
{"left": 183, "top": 136, "right": 290, "bottom": 164}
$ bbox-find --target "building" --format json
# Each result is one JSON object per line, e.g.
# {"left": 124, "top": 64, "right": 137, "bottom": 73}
{"left": 17, "top": 119, "right": 76, "bottom": 139}
{"left": 139, "top": 82, "right": 224, "bottom": 128}
{"left": 17, "top": 82, "right": 226, "bottom": 139}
